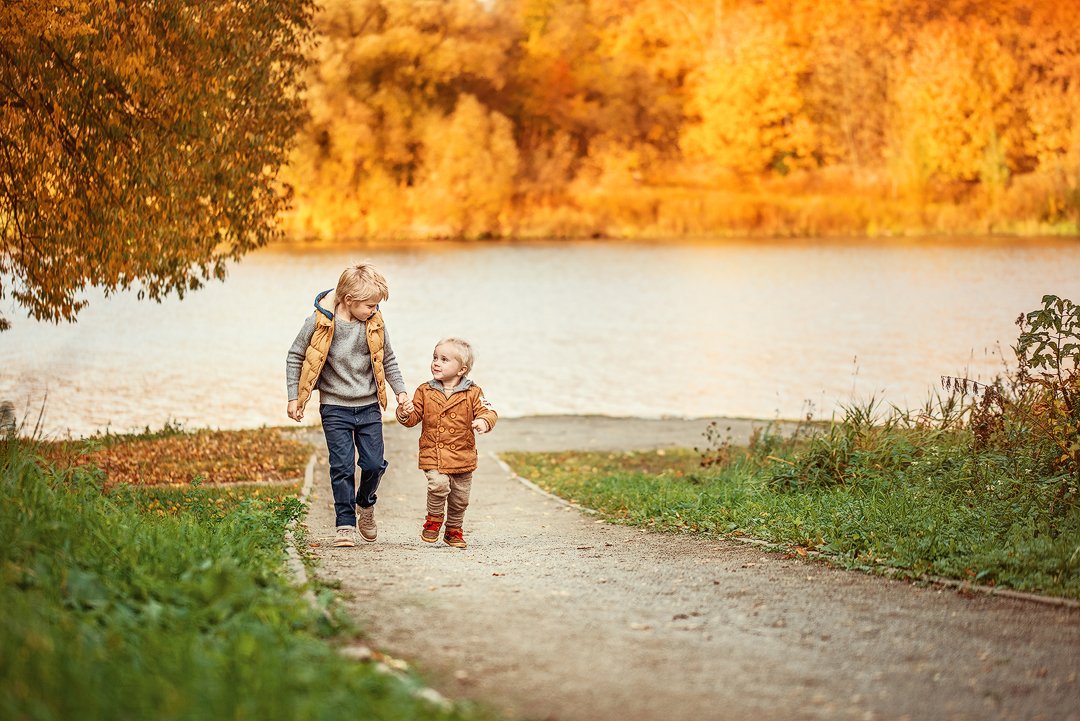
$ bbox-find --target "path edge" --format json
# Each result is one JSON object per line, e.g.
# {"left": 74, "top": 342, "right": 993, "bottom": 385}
{"left": 283, "top": 452, "right": 318, "bottom": 608}
{"left": 286, "top": 448, "right": 455, "bottom": 711}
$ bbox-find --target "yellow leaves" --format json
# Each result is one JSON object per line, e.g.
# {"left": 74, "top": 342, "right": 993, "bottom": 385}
{"left": 682, "top": 7, "right": 808, "bottom": 174}
{"left": 3, "top": 0, "right": 313, "bottom": 326}
{"left": 0, "top": 1, "right": 93, "bottom": 49}
{"left": 276, "top": 0, "right": 1080, "bottom": 239}
{"left": 417, "top": 93, "right": 520, "bottom": 237}
{"left": 44, "top": 428, "right": 311, "bottom": 487}
{"left": 890, "top": 17, "right": 1024, "bottom": 188}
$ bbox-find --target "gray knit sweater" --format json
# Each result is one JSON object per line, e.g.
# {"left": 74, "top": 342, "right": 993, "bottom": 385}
{"left": 286, "top": 309, "right": 407, "bottom": 408}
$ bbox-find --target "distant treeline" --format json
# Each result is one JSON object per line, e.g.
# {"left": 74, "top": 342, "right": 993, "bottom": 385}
{"left": 281, "top": 0, "right": 1080, "bottom": 240}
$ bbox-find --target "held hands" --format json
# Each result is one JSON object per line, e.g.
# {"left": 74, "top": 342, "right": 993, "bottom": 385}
{"left": 396, "top": 392, "right": 414, "bottom": 419}
{"left": 287, "top": 399, "right": 303, "bottom": 423}
{"left": 471, "top": 418, "right": 490, "bottom": 434}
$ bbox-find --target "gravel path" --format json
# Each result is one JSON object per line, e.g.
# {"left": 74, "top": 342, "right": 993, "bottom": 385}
{"left": 300, "top": 416, "right": 1080, "bottom": 721}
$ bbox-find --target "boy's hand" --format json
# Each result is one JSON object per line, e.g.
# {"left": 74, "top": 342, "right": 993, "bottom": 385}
{"left": 396, "top": 392, "right": 414, "bottom": 415}
{"left": 287, "top": 399, "right": 303, "bottom": 423}
{"left": 472, "top": 418, "right": 490, "bottom": 434}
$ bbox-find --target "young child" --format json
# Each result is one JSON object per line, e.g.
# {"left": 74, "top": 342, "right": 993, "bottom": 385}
{"left": 286, "top": 262, "right": 413, "bottom": 548}
{"left": 396, "top": 338, "right": 497, "bottom": 548}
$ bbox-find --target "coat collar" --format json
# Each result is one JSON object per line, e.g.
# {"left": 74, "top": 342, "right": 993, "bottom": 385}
{"left": 424, "top": 379, "right": 474, "bottom": 409}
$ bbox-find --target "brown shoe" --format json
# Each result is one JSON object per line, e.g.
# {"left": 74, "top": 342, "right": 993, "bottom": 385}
{"left": 421, "top": 514, "right": 444, "bottom": 543}
{"left": 357, "top": 505, "right": 377, "bottom": 542}
{"left": 443, "top": 526, "right": 466, "bottom": 549}
{"left": 333, "top": 526, "right": 357, "bottom": 547}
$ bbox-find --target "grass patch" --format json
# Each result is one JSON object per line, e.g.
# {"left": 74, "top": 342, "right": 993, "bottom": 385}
{"left": 0, "top": 436, "right": 495, "bottom": 721}
{"left": 502, "top": 442, "right": 1080, "bottom": 599}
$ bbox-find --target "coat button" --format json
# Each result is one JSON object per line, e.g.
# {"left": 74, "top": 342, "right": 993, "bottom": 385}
{"left": 439, "top": 427, "right": 445, "bottom": 432}
{"left": 450, "top": 412, "right": 457, "bottom": 418}
{"left": 450, "top": 444, "right": 457, "bottom": 450}
{"left": 438, "top": 443, "right": 444, "bottom": 448}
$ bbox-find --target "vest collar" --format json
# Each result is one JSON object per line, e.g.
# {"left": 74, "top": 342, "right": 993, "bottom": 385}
{"left": 314, "top": 289, "right": 335, "bottom": 320}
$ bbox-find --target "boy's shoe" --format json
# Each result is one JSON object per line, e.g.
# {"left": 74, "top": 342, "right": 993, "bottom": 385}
{"left": 333, "top": 526, "right": 357, "bottom": 547}
{"left": 443, "top": 526, "right": 466, "bottom": 549}
{"left": 421, "top": 514, "right": 444, "bottom": 543}
{"left": 357, "top": 505, "right": 377, "bottom": 542}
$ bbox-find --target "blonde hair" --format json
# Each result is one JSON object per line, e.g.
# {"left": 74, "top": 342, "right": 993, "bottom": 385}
{"left": 336, "top": 262, "right": 389, "bottom": 303}
{"left": 437, "top": 337, "right": 474, "bottom": 372}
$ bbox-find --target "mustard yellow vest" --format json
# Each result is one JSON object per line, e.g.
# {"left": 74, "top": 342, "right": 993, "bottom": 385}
{"left": 296, "top": 293, "right": 387, "bottom": 413}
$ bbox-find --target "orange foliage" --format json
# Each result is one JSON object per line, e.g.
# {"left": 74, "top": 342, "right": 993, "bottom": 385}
{"left": 281, "top": 0, "right": 1080, "bottom": 239}
{"left": 43, "top": 429, "right": 311, "bottom": 487}
{"left": 1, "top": 0, "right": 314, "bottom": 327}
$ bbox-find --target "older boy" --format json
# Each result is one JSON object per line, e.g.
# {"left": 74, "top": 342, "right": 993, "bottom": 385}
{"left": 286, "top": 262, "right": 412, "bottom": 547}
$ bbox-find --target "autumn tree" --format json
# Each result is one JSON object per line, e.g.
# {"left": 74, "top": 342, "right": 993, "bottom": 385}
{"left": 416, "top": 94, "right": 519, "bottom": 237}
{"left": 681, "top": 2, "right": 812, "bottom": 175}
{"left": 505, "top": 0, "right": 693, "bottom": 195}
{"left": 283, "top": 0, "right": 515, "bottom": 238}
{"left": 1013, "top": 0, "right": 1080, "bottom": 217}
{"left": 780, "top": 0, "right": 892, "bottom": 171}
{"left": 283, "top": 0, "right": 1079, "bottom": 238}
{"left": 0, "top": 0, "right": 314, "bottom": 330}
{"left": 889, "top": 18, "right": 1021, "bottom": 192}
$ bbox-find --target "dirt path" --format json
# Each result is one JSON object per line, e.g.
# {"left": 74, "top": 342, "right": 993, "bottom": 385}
{"left": 300, "top": 417, "right": 1080, "bottom": 721}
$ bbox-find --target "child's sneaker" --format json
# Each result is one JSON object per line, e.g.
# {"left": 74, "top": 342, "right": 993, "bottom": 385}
{"left": 357, "top": 506, "right": 377, "bottom": 542}
{"left": 443, "top": 526, "right": 466, "bottom": 548}
{"left": 421, "top": 514, "right": 444, "bottom": 543}
{"left": 333, "top": 526, "right": 357, "bottom": 547}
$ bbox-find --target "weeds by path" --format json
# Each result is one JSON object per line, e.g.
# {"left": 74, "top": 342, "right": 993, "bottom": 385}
{"left": 0, "top": 434, "right": 495, "bottom": 721}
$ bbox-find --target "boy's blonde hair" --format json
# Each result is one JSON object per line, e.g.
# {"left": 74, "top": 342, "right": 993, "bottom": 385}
{"left": 437, "top": 337, "right": 474, "bottom": 373}
{"left": 336, "top": 262, "right": 389, "bottom": 303}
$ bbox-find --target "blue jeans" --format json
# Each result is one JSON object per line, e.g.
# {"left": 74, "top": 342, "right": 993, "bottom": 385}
{"left": 320, "top": 403, "right": 388, "bottom": 527}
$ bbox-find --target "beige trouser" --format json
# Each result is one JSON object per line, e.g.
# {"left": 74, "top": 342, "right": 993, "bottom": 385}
{"left": 424, "top": 470, "right": 473, "bottom": 527}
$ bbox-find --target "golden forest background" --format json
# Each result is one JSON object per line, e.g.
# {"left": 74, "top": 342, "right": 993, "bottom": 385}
{"left": 279, "top": 0, "right": 1080, "bottom": 240}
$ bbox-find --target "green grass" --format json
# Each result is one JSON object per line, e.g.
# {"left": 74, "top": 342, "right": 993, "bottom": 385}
{"left": 502, "top": 438, "right": 1080, "bottom": 599}
{"left": 0, "top": 438, "right": 495, "bottom": 721}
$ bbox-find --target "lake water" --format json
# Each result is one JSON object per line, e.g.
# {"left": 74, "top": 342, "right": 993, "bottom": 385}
{"left": 2, "top": 237, "right": 1078, "bottom": 439}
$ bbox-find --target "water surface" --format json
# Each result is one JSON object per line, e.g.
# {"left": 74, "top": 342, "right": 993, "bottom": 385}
{"left": 3, "top": 237, "right": 1077, "bottom": 438}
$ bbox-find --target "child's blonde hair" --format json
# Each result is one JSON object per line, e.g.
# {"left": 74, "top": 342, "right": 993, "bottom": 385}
{"left": 336, "top": 262, "right": 389, "bottom": 303}
{"left": 437, "top": 337, "right": 475, "bottom": 373}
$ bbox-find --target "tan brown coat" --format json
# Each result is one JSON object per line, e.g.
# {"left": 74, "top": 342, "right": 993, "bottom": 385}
{"left": 398, "top": 383, "right": 498, "bottom": 474}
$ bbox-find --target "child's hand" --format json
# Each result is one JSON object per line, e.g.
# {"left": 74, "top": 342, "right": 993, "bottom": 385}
{"left": 287, "top": 399, "right": 303, "bottom": 423}
{"left": 472, "top": 418, "right": 490, "bottom": 434}
{"left": 396, "top": 392, "right": 414, "bottom": 414}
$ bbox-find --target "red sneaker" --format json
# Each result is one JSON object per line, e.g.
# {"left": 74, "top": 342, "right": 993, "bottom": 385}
{"left": 443, "top": 526, "right": 466, "bottom": 549}
{"left": 421, "top": 514, "right": 444, "bottom": 543}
